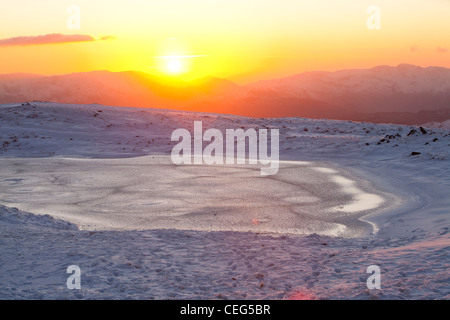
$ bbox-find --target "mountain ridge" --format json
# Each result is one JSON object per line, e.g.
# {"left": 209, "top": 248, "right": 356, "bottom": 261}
{"left": 1, "top": 64, "right": 450, "bottom": 124}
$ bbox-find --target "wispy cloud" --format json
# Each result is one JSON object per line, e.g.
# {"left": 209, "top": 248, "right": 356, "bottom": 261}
{"left": 436, "top": 47, "right": 448, "bottom": 53}
{"left": 99, "top": 35, "right": 116, "bottom": 41}
{"left": 0, "top": 33, "right": 114, "bottom": 47}
{"left": 153, "top": 55, "right": 208, "bottom": 59}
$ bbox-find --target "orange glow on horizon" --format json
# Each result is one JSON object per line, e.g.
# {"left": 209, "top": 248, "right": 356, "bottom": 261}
{"left": 0, "top": 1, "right": 449, "bottom": 84}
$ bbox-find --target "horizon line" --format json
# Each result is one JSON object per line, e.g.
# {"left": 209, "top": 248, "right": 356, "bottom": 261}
{"left": 1, "top": 63, "right": 448, "bottom": 86}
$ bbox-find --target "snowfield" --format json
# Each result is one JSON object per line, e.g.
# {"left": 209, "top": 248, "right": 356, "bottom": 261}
{"left": 0, "top": 102, "right": 449, "bottom": 300}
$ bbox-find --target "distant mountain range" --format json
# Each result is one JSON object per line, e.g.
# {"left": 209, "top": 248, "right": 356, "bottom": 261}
{"left": 1, "top": 64, "right": 450, "bottom": 125}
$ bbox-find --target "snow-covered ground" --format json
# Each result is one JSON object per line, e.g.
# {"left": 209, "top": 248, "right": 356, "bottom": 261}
{"left": 423, "top": 119, "right": 450, "bottom": 130}
{"left": 0, "top": 102, "right": 449, "bottom": 299}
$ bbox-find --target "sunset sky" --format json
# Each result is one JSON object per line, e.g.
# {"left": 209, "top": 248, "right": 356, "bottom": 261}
{"left": 0, "top": 0, "right": 449, "bottom": 84}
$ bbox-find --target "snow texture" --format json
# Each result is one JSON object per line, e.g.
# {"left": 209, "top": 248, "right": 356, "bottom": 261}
{"left": 0, "top": 102, "right": 449, "bottom": 299}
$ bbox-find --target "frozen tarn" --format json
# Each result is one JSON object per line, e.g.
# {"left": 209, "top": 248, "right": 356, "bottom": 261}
{"left": 0, "top": 156, "right": 397, "bottom": 238}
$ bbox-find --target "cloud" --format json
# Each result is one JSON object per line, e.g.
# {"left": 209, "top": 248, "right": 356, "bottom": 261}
{"left": 0, "top": 33, "right": 113, "bottom": 47}
{"left": 436, "top": 47, "right": 448, "bottom": 53}
{"left": 100, "top": 36, "right": 116, "bottom": 41}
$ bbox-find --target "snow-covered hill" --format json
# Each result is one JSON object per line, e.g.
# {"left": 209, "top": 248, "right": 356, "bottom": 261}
{"left": 1, "top": 64, "right": 450, "bottom": 124}
{"left": 0, "top": 102, "right": 448, "bottom": 300}
{"left": 241, "top": 64, "right": 450, "bottom": 113}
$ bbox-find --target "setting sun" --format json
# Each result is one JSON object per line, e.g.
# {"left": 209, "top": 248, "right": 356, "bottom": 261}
{"left": 164, "top": 56, "right": 184, "bottom": 75}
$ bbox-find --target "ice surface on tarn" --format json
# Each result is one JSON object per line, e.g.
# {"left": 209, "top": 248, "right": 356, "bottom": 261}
{"left": 0, "top": 156, "right": 390, "bottom": 238}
